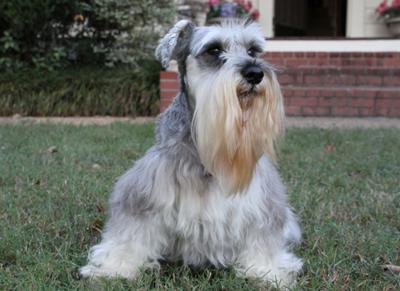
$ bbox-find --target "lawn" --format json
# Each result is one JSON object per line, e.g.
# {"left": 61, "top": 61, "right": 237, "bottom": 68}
{"left": 0, "top": 122, "right": 399, "bottom": 290}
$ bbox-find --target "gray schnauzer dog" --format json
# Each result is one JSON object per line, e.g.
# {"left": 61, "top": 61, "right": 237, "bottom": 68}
{"left": 80, "top": 19, "right": 302, "bottom": 287}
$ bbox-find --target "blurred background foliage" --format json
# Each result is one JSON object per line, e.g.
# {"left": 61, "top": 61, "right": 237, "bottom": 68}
{"left": 0, "top": 0, "right": 175, "bottom": 69}
{"left": 0, "top": 0, "right": 176, "bottom": 116}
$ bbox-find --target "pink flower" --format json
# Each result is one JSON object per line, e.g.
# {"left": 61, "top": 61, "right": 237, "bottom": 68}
{"left": 376, "top": 0, "right": 388, "bottom": 13}
{"left": 392, "top": 0, "right": 400, "bottom": 7}
{"left": 235, "top": 0, "right": 252, "bottom": 12}
{"left": 251, "top": 9, "right": 260, "bottom": 20}
{"left": 209, "top": 0, "right": 220, "bottom": 6}
{"left": 238, "top": 0, "right": 247, "bottom": 9}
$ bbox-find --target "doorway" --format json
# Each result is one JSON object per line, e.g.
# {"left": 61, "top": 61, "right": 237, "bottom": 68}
{"left": 274, "top": 0, "right": 347, "bottom": 37}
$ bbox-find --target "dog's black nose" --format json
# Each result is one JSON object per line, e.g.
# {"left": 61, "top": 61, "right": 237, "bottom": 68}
{"left": 241, "top": 65, "right": 264, "bottom": 85}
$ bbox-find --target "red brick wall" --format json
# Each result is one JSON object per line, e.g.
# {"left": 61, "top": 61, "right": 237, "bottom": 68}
{"left": 160, "top": 52, "right": 400, "bottom": 117}
{"left": 160, "top": 71, "right": 180, "bottom": 112}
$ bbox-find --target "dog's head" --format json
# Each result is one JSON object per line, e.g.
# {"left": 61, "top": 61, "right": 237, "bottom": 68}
{"left": 156, "top": 20, "right": 284, "bottom": 193}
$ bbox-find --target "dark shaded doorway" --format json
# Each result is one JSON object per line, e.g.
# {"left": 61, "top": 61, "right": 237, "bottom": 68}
{"left": 274, "top": 0, "right": 347, "bottom": 37}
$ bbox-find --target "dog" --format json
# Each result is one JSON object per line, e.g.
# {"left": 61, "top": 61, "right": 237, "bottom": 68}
{"left": 80, "top": 19, "right": 302, "bottom": 288}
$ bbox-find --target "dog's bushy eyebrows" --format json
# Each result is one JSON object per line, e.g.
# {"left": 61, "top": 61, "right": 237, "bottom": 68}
{"left": 193, "top": 36, "right": 266, "bottom": 58}
{"left": 247, "top": 40, "right": 264, "bottom": 52}
{"left": 193, "top": 38, "right": 265, "bottom": 59}
{"left": 197, "top": 40, "right": 225, "bottom": 56}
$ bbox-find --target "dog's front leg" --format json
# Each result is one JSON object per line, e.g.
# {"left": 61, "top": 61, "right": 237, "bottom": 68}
{"left": 235, "top": 227, "right": 303, "bottom": 288}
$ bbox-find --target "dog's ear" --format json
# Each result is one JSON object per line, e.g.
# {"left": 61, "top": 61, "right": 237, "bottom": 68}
{"left": 155, "top": 20, "right": 195, "bottom": 68}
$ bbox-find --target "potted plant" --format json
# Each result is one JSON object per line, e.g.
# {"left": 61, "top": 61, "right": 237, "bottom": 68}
{"left": 207, "top": 0, "right": 260, "bottom": 25}
{"left": 376, "top": 0, "right": 400, "bottom": 37}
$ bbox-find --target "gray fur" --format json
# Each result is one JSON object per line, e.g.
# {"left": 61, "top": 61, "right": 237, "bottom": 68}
{"left": 155, "top": 20, "right": 195, "bottom": 69}
{"left": 81, "top": 20, "right": 302, "bottom": 288}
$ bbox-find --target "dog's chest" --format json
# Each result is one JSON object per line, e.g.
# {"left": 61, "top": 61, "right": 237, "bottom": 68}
{"left": 162, "top": 187, "right": 241, "bottom": 263}
{"left": 166, "top": 181, "right": 264, "bottom": 249}
{"left": 175, "top": 186, "right": 232, "bottom": 234}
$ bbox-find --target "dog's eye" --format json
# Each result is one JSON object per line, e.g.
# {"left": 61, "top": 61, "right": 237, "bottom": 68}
{"left": 206, "top": 46, "right": 223, "bottom": 56}
{"left": 247, "top": 47, "right": 260, "bottom": 57}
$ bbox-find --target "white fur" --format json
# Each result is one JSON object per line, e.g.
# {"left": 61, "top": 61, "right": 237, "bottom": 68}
{"left": 81, "top": 155, "right": 302, "bottom": 288}
{"left": 81, "top": 20, "right": 302, "bottom": 289}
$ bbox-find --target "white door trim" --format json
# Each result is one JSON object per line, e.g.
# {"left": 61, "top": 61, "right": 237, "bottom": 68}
{"left": 256, "top": 0, "right": 275, "bottom": 37}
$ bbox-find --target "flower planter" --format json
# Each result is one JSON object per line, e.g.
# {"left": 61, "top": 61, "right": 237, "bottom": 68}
{"left": 386, "top": 16, "right": 400, "bottom": 37}
{"left": 207, "top": 17, "right": 224, "bottom": 25}
{"left": 206, "top": 0, "right": 260, "bottom": 26}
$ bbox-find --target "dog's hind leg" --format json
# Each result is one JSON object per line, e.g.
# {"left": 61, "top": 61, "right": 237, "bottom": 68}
{"left": 80, "top": 148, "right": 174, "bottom": 279}
{"left": 79, "top": 212, "right": 168, "bottom": 279}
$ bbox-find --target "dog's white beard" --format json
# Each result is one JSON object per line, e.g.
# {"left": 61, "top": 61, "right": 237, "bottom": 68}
{"left": 191, "top": 66, "right": 284, "bottom": 194}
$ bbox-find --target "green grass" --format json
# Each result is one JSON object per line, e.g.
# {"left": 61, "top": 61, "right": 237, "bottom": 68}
{"left": 0, "top": 123, "right": 399, "bottom": 290}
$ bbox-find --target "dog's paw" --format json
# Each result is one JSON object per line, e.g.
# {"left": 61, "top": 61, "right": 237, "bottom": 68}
{"left": 79, "top": 263, "right": 138, "bottom": 279}
{"left": 236, "top": 251, "right": 303, "bottom": 289}
{"left": 80, "top": 240, "right": 151, "bottom": 279}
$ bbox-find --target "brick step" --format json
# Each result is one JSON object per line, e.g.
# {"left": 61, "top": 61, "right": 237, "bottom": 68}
{"left": 282, "top": 85, "right": 400, "bottom": 117}
{"left": 277, "top": 67, "right": 400, "bottom": 87}
{"left": 159, "top": 71, "right": 400, "bottom": 117}
{"left": 291, "top": 66, "right": 400, "bottom": 73}
{"left": 263, "top": 52, "right": 400, "bottom": 68}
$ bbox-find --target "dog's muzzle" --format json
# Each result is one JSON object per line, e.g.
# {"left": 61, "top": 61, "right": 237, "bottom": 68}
{"left": 241, "top": 65, "right": 264, "bottom": 85}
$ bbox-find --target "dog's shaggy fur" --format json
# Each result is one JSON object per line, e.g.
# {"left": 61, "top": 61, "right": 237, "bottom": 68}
{"left": 80, "top": 19, "right": 302, "bottom": 287}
